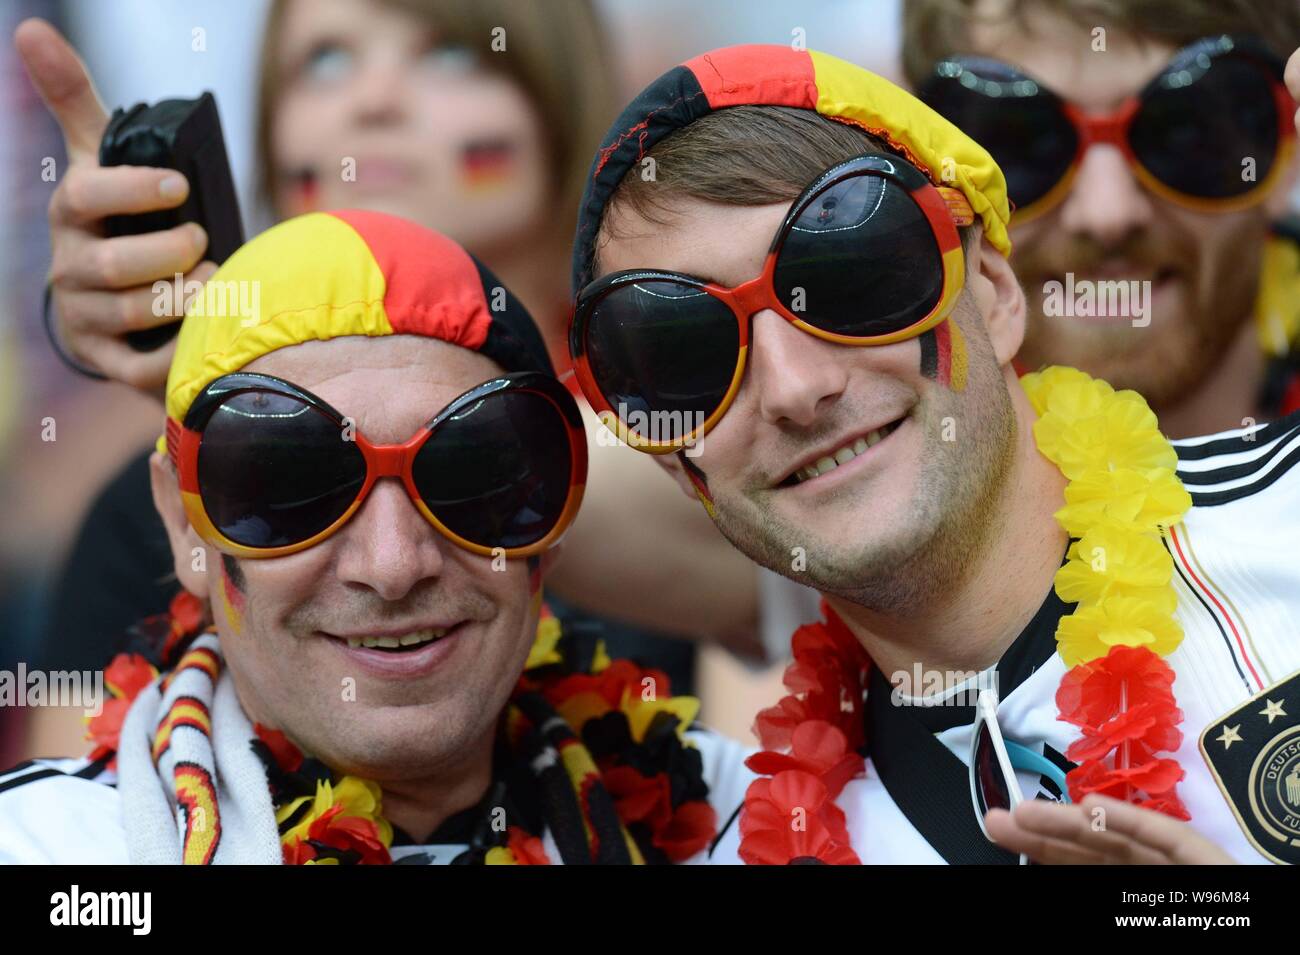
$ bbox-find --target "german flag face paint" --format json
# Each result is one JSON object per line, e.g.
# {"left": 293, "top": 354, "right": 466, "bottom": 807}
{"left": 217, "top": 555, "right": 246, "bottom": 635}
{"left": 680, "top": 455, "right": 718, "bottom": 521}
{"left": 459, "top": 136, "right": 518, "bottom": 192}
{"left": 919, "top": 320, "right": 969, "bottom": 392}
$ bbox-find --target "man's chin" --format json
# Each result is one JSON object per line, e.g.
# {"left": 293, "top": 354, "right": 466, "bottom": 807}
{"left": 291, "top": 702, "right": 481, "bottom": 779}
{"left": 1023, "top": 307, "right": 1196, "bottom": 401}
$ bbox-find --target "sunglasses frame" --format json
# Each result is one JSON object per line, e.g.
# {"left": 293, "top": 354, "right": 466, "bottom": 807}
{"left": 570, "top": 152, "right": 975, "bottom": 454}
{"left": 970, "top": 688, "right": 1030, "bottom": 864}
{"left": 167, "top": 370, "right": 587, "bottom": 560}
{"left": 924, "top": 35, "right": 1297, "bottom": 225}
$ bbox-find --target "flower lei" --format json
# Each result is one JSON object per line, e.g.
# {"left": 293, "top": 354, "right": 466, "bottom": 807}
{"left": 88, "top": 598, "right": 716, "bottom": 865}
{"left": 740, "top": 365, "right": 1193, "bottom": 864}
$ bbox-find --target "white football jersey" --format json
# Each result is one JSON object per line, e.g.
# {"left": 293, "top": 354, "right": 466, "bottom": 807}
{"left": 0, "top": 731, "right": 751, "bottom": 865}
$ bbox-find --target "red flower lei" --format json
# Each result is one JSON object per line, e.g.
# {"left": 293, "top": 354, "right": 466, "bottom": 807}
{"left": 739, "top": 606, "right": 1187, "bottom": 865}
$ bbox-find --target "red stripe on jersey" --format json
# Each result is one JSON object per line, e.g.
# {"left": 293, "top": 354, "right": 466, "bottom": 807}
{"left": 1169, "top": 523, "right": 1264, "bottom": 689}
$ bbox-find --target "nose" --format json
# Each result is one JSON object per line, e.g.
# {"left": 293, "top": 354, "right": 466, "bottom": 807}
{"left": 333, "top": 478, "right": 445, "bottom": 601}
{"left": 1057, "top": 143, "right": 1154, "bottom": 247}
{"left": 748, "top": 310, "right": 848, "bottom": 427}
{"left": 348, "top": 55, "right": 409, "bottom": 127}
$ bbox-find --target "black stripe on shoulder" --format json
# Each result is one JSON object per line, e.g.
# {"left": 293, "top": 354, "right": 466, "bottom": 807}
{"left": 0, "top": 760, "right": 39, "bottom": 781}
{"left": 1188, "top": 439, "right": 1300, "bottom": 507}
{"left": 0, "top": 768, "right": 63, "bottom": 796}
{"left": 74, "top": 751, "right": 115, "bottom": 779}
{"left": 1178, "top": 425, "right": 1300, "bottom": 485}
{"left": 1175, "top": 408, "right": 1300, "bottom": 461}
{"left": 0, "top": 753, "right": 114, "bottom": 796}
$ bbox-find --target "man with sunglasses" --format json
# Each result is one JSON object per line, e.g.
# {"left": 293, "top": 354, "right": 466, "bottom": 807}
{"left": 568, "top": 43, "right": 1300, "bottom": 864}
{"left": 904, "top": 0, "right": 1300, "bottom": 440}
{"left": 0, "top": 209, "right": 739, "bottom": 864}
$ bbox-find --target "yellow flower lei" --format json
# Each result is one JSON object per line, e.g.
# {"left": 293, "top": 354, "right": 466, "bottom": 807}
{"left": 1021, "top": 365, "right": 1192, "bottom": 670}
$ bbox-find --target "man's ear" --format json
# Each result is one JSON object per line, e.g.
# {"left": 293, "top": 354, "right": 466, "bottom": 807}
{"left": 149, "top": 450, "right": 211, "bottom": 600}
{"left": 967, "top": 235, "right": 1027, "bottom": 367}
{"left": 537, "top": 542, "right": 564, "bottom": 578}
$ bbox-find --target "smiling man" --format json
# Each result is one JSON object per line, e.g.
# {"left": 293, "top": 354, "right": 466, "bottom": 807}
{"left": 0, "top": 209, "right": 738, "bottom": 865}
{"left": 568, "top": 44, "right": 1300, "bottom": 864}
{"left": 905, "top": 0, "right": 1300, "bottom": 439}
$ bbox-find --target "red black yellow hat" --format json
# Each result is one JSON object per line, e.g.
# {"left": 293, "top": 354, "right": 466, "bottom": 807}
{"left": 571, "top": 44, "right": 1012, "bottom": 293}
{"left": 160, "top": 209, "right": 552, "bottom": 453}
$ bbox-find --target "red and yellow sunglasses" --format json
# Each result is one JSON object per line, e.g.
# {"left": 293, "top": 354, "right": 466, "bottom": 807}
{"left": 166, "top": 370, "right": 587, "bottom": 559}
{"left": 569, "top": 152, "right": 974, "bottom": 453}
{"left": 920, "top": 35, "right": 1297, "bottom": 225}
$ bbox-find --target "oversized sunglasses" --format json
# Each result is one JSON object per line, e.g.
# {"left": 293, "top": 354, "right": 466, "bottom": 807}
{"left": 970, "top": 689, "right": 1071, "bottom": 865}
{"left": 919, "top": 34, "right": 1297, "bottom": 224}
{"left": 569, "top": 152, "right": 974, "bottom": 453}
{"left": 166, "top": 371, "right": 587, "bottom": 559}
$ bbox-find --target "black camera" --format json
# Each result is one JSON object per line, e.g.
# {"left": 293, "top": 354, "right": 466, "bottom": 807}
{"left": 99, "top": 91, "right": 244, "bottom": 351}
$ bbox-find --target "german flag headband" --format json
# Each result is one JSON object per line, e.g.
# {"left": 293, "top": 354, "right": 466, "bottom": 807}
{"left": 571, "top": 44, "right": 1012, "bottom": 294}
{"left": 159, "top": 209, "right": 554, "bottom": 455}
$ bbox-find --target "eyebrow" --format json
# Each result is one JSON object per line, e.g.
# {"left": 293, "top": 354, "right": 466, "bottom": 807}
{"left": 612, "top": 265, "right": 733, "bottom": 288}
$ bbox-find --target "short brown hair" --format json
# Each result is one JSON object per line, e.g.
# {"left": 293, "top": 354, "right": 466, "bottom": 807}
{"left": 255, "top": 0, "right": 615, "bottom": 230}
{"left": 599, "top": 105, "right": 978, "bottom": 262}
{"left": 900, "top": 0, "right": 1300, "bottom": 89}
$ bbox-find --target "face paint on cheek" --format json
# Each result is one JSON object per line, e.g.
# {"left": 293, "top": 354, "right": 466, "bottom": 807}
{"left": 218, "top": 553, "right": 247, "bottom": 635}
{"left": 459, "top": 136, "right": 517, "bottom": 192}
{"left": 679, "top": 453, "right": 718, "bottom": 521}
{"left": 918, "top": 319, "right": 968, "bottom": 392}
{"left": 527, "top": 554, "right": 543, "bottom": 613}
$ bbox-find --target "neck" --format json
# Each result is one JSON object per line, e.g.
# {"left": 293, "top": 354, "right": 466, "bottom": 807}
{"left": 372, "top": 729, "right": 496, "bottom": 843}
{"left": 825, "top": 376, "right": 1068, "bottom": 688}
{"left": 1152, "top": 320, "right": 1263, "bottom": 440}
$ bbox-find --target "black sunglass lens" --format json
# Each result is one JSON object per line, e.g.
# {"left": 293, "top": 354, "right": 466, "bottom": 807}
{"left": 974, "top": 722, "right": 1012, "bottom": 817}
{"left": 921, "top": 59, "right": 1079, "bottom": 210}
{"left": 583, "top": 279, "right": 739, "bottom": 442}
{"left": 774, "top": 172, "right": 943, "bottom": 337}
{"left": 410, "top": 389, "right": 573, "bottom": 550}
{"left": 197, "top": 391, "right": 366, "bottom": 548}
{"left": 1130, "top": 53, "right": 1280, "bottom": 200}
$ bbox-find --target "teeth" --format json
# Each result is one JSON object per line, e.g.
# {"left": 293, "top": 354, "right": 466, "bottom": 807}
{"left": 793, "top": 423, "right": 898, "bottom": 484}
{"left": 350, "top": 627, "right": 448, "bottom": 650}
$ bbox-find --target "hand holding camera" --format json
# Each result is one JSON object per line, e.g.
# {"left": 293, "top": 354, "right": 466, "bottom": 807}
{"left": 15, "top": 19, "right": 240, "bottom": 392}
